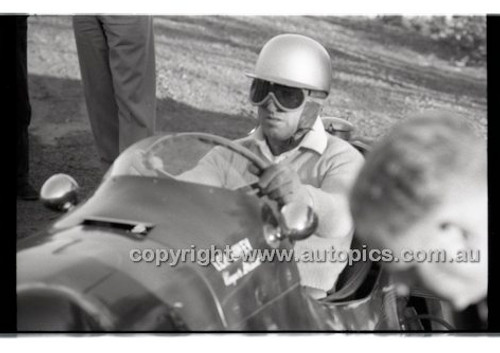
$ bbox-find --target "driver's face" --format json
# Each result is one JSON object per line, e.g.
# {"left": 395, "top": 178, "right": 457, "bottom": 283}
{"left": 257, "top": 97, "right": 303, "bottom": 142}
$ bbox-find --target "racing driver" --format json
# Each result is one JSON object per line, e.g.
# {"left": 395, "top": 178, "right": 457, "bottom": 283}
{"left": 179, "top": 34, "right": 365, "bottom": 299}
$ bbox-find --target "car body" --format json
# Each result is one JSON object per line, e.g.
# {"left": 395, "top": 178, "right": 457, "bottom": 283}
{"left": 17, "top": 118, "right": 449, "bottom": 331}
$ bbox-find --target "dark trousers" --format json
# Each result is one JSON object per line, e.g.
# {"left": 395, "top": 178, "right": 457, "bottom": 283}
{"left": 73, "top": 16, "right": 156, "bottom": 164}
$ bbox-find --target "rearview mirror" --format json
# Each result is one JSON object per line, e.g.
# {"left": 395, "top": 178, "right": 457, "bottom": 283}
{"left": 279, "top": 202, "right": 318, "bottom": 241}
{"left": 40, "top": 174, "right": 80, "bottom": 212}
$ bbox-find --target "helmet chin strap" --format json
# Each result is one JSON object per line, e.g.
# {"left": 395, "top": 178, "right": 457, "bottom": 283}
{"left": 290, "top": 100, "right": 322, "bottom": 145}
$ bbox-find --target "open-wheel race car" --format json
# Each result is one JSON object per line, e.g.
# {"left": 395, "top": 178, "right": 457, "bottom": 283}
{"left": 17, "top": 117, "right": 454, "bottom": 332}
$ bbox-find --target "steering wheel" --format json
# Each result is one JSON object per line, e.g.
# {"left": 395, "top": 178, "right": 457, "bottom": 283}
{"left": 141, "top": 132, "right": 270, "bottom": 183}
{"left": 141, "top": 132, "right": 317, "bottom": 241}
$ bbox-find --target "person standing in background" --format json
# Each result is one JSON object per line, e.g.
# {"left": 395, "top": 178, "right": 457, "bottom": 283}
{"left": 11, "top": 15, "right": 39, "bottom": 201}
{"left": 73, "top": 16, "right": 156, "bottom": 170}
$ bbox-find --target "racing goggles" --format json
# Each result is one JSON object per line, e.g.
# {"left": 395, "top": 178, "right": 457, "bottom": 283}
{"left": 249, "top": 79, "right": 310, "bottom": 112}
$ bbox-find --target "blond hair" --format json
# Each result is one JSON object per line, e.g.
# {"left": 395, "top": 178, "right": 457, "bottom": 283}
{"left": 350, "top": 112, "right": 486, "bottom": 238}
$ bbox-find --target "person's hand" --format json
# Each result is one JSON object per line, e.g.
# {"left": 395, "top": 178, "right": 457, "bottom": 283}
{"left": 250, "top": 163, "right": 312, "bottom": 207}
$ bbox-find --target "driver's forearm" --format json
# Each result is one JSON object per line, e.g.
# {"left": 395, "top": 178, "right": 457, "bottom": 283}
{"left": 304, "top": 185, "right": 355, "bottom": 240}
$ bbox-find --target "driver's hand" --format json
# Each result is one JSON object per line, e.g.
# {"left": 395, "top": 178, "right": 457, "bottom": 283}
{"left": 251, "top": 163, "right": 312, "bottom": 207}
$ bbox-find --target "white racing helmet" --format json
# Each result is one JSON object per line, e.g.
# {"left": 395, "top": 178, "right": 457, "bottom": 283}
{"left": 246, "top": 34, "right": 332, "bottom": 95}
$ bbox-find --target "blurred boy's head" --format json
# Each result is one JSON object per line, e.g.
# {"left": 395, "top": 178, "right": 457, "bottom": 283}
{"left": 350, "top": 112, "right": 487, "bottom": 310}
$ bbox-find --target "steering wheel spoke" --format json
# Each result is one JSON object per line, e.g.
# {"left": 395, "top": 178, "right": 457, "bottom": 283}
{"left": 141, "top": 133, "right": 270, "bottom": 183}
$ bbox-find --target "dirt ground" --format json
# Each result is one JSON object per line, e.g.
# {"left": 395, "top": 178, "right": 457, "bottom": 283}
{"left": 16, "top": 16, "right": 487, "bottom": 240}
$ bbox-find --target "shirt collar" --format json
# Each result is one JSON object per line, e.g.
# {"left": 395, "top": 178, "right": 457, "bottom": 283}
{"left": 300, "top": 117, "right": 328, "bottom": 155}
{"left": 251, "top": 117, "right": 328, "bottom": 156}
